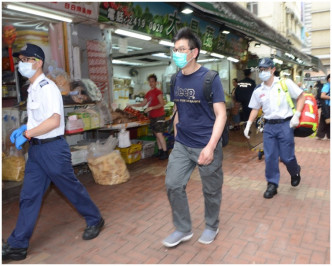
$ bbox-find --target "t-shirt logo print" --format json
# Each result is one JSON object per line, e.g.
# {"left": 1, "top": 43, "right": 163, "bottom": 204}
{"left": 175, "top": 86, "right": 196, "bottom": 100}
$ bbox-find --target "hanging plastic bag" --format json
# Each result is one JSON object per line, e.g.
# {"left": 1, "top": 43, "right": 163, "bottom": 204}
{"left": 118, "top": 128, "right": 131, "bottom": 148}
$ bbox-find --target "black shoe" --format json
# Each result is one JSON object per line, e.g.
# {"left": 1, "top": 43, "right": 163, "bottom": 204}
{"left": 263, "top": 183, "right": 278, "bottom": 199}
{"left": 291, "top": 165, "right": 301, "bottom": 187}
{"left": 2, "top": 242, "right": 27, "bottom": 261}
{"left": 159, "top": 150, "right": 169, "bottom": 160}
{"left": 155, "top": 149, "right": 162, "bottom": 158}
{"left": 83, "top": 218, "right": 105, "bottom": 240}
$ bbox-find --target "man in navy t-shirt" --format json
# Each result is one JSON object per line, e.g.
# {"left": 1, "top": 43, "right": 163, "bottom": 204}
{"left": 162, "top": 28, "right": 227, "bottom": 248}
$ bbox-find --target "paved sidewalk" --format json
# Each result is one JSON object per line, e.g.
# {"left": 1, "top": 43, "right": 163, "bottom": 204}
{"left": 2, "top": 132, "right": 330, "bottom": 264}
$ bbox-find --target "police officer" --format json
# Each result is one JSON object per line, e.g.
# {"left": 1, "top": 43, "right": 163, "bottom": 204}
{"left": 2, "top": 44, "right": 104, "bottom": 261}
{"left": 235, "top": 68, "right": 256, "bottom": 121}
{"left": 244, "top": 58, "right": 305, "bottom": 199}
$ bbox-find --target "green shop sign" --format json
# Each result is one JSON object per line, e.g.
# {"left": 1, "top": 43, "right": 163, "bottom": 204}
{"left": 99, "top": 2, "right": 248, "bottom": 60}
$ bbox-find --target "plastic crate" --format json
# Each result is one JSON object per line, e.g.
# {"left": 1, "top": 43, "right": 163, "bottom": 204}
{"left": 141, "top": 141, "right": 156, "bottom": 159}
{"left": 116, "top": 142, "right": 142, "bottom": 164}
{"left": 137, "top": 125, "right": 149, "bottom": 137}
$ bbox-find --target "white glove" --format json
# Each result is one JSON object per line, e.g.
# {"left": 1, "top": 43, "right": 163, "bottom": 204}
{"left": 244, "top": 121, "right": 253, "bottom": 139}
{"left": 289, "top": 111, "right": 301, "bottom": 128}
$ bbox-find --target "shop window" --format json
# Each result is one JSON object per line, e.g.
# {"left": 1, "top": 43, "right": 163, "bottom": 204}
{"left": 247, "top": 2, "right": 258, "bottom": 16}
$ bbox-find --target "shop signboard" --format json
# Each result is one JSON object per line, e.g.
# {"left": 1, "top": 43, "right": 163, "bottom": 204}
{"left": 99, "top": 2, "right": 248, "bottom": 60}
{"left": 37, "top": 2, "right": 99, "bottom": 21}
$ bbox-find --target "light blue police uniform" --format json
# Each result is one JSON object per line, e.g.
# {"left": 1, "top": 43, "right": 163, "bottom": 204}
{"left": 248, "top": 77, "right": 303, "bottom": 186}
{"left": 7, "top": 74, "right": 102, "bottom": 249}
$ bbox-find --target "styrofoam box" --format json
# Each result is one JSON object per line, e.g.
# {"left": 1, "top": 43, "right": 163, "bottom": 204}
{"left": 141, "top": 141, "right": 156, "bottom": 159}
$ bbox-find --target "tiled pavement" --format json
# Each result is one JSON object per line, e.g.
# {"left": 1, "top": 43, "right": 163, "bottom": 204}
{"left": 2, "top": 131, "right": 330, "bottom": 264}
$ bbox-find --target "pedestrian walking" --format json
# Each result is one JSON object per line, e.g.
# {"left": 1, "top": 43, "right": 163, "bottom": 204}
{"left": 128, "top": 74, "right": 168, "bottom": 159}
{"left": 3, "top": 43, "right": 104, "bottom": 261}
{"left": 316, "top": 74, "right": 330, "bottom": 140}
{"left": 162, "top": 28, "right": 227, "bottom": 247}
{"left": 235, "top": 68, "right": 256, "bottom": 121}
{"left": 244, "top": 58, "right": 305, "bottom": 199}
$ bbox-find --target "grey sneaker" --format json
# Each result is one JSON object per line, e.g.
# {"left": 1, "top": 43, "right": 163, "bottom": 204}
{"left": 162, "top": 230, "right": 193, "bottom": 248}
{"left": 198, "top": 228, "right": 219, "bottom": 244}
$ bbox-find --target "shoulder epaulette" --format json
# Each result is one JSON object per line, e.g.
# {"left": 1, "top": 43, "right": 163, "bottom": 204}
{"left": 39, "top": 79, "right": 49, "bottom": 88}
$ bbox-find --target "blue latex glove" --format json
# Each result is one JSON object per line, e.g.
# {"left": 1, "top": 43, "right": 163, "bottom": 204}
{"left": 15, "top": 133, "right": 28, "bottom": 150}
{"left": 10, "top": 124, "right": 27, "bottom": 144}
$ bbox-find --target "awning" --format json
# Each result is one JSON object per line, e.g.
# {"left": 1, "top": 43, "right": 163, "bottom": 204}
{"left": 189, "top": 2, "right": 319, "bottom": 69}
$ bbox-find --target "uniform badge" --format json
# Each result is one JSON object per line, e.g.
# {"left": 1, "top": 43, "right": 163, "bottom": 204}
{"left": 39, "top": 79, "right": 49, "bottom": 88}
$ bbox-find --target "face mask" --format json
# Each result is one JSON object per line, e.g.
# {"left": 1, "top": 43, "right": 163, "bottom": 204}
{"left": 18, "top": 61, "right": 37, "bottom": 78}
{"left": 172, "top": 51, "right": 193, "bottom": 68}
{"left": 259, "top": 70, "right": 271, "bottom": 82}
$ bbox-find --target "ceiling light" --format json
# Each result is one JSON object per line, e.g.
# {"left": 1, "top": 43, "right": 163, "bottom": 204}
{"left": 181, "top": 8, "right": 193, "bottom": 14}
{"left": 112, "top": 44, "right": 142, "bottom": 51}
{"left": 159, "top": 40, "right": 174, "bottom": 47}
{"left": 197, "top": 58, "right": 219, "bottom": 63}
{"left": 222, "top": 30, "right": 230, "bottom": 34}
{"left": 114, "top": 29, "right": 151, "bottom": 41}
{"left": 254, "top": 43, "right": 261, "bottom": 47}
{"left": 152, "top": 53, "right": 171, "bottom": 59}
{"left": 211, "top": 53, "right": 225, "bottom": 59}
{"left": 200, "top": 50, "right": 208, "bottom": 54}
{"left": 6, "top": 4, "right": 73, "bottom": 22}
{"left": 227, "top": 57, "right": 239, "bottom": 63}
{"left": 112, "top": 60, "right": 143, "bottom": 66}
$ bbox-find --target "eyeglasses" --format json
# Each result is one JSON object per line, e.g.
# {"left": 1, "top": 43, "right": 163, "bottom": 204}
{"left": 258, "top": 67, "right": 270, "bottom": 72}
{"left": 18, "top": 57, "right": 39, "bottom": 63}
{"left": 172, "top": 47, "right": 193, "bottom": 53}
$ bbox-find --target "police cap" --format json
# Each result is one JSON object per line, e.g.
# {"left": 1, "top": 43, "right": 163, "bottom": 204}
{"left": 13, "top": 43, "right": 45, "bottom": 61}
{"left": 258, "top": 57, "right": 275, "bottom": 68}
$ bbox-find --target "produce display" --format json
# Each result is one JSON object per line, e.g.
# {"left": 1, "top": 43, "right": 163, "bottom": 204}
{"left": 111, "top": 107, "right": 149, "bottom": 124}
{"left": 124, "top": 106, "right": 149, "bottom": 122}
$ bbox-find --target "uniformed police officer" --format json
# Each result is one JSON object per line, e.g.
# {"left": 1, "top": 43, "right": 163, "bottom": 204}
{"left": 2, "top": 44, "right": 104, "bottom": 261}
{"left": 244, "top": 58, "right": 305, "bottom": 199}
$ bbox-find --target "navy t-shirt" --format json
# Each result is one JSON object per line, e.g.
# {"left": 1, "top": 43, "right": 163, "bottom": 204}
{"left": 171, "top": 66, "right": 225, "bottom": 148}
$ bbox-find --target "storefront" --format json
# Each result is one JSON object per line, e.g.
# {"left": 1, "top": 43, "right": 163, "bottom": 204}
{"left": 2, "top": 2, "right": 325, "bottom": 178}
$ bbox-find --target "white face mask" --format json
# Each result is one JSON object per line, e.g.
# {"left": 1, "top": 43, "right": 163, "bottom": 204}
{"left": 18, "top": 61, "right": 37, "bottom": 78}
{"left": 259, "top": 70, "right": 271, "bottom": 82}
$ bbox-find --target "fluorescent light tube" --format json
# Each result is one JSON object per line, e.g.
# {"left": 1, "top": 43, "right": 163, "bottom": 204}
{"left": 112, "top": 60, "right": 143, "bottom": 66}
{"left": 200, "top": 50, "right": 208, "bottom": 54}
{"left": 197, "top": 58, "right": 219, "bottom": 63}
{"left": 6, "top": 4, "right": 73, "bottom": 22}
{"left": 227, "top": 57, "right": 239, "bottom": 63}
{"left": 222, "top": 30, "right": 230, "bottom": 34}
{"left": 115, "top": 29, "right": 151, "bottom": 41}
{"left": 211, "top": 53, "right": 225, "bottom": 59}
{"left": 181, "top": 8, "right": 193, "bottom": 14}
{"left": 159, "top": 40, "right": 174, "bottom": 47}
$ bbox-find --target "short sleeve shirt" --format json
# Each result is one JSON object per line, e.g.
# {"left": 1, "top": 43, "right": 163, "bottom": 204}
{"left": 248, "top": 77, "right": 303, "bottom": 120}
{"left": 144, "top": 88, "right": 165, "bottom": 118}
{"left": 27, "top": 73, "right": 65, "bottom": 138}
{"left": 321, "top": 82, "right": 330, "bottom": 106}
{"left": 171, "top": 66, "right": 225, "bottom": 148}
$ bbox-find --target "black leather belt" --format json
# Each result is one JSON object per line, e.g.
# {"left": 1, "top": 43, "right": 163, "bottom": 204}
{"left": 30, "top": 136, "right": 64, "bottom": 145}
{"left": 265, "top": 116, "right": 292, "bottom": 124}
